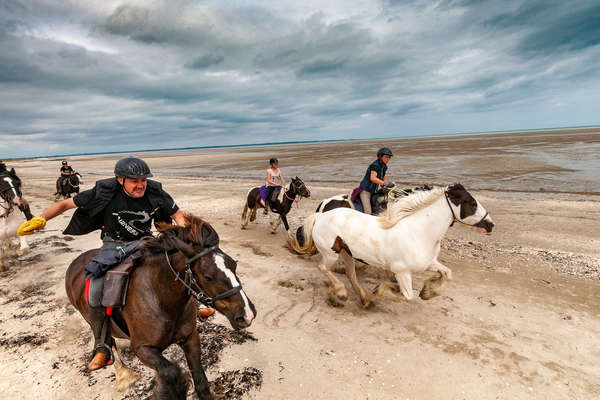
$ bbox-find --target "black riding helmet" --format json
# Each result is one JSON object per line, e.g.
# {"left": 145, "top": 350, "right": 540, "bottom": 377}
{"left": 269, "top": 158, "right": 278, "bottom": 165}
{"left": 114, "top": 157, "right": 153, "bottom": 179}
{"left": 62, "top": 160, "right": 68, "bottom": 165}
{"left": 376, "top": 147, "right": 393, "bottom": 158}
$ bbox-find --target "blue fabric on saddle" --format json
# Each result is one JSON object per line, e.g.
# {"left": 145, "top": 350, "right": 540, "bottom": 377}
{"left": 86, "top": 240, "right": 143, "bottom": 308}
{"left": 259, "top": 185, "right": 267, "bottom": 201}
{"left": 85, "top": 240, "right": 142, "bottom": 280}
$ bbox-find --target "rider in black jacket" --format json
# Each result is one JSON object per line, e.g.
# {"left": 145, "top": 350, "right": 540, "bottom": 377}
{"left": 19, "top": 157, "right": 196, "bottom": 371}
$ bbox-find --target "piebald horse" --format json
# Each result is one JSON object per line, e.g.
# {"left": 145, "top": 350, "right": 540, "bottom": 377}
{"left": 55, "top": 172, "right": 83, "bottom": 200}
{"left": 241, "top": 177, "right": 310, "bottom": 233}
{"left": 0, "top": 169, "right": 34, "bottom": 269}
{"left": 288, "top": 184, "right": 494, "bottom": 307}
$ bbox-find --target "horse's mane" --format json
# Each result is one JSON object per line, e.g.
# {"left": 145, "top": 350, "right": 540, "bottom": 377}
{"left": 378, "top": 186, "right": 446, "bottom": 229}
{"left": 141, "top": 213, "right": 219, "bottom": 253}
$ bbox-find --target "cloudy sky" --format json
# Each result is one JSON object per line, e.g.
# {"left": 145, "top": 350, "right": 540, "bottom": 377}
{"left": 1, "top": 0, "right": 599, "bottom": 158}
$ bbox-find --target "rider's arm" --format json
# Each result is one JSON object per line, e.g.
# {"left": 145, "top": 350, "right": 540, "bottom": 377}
{"left": 171, "top": 209, "right": 187, "bottom": 226}
{"left": 41, "top": 198, "right": 77, "bottom": 221}
{"left": 278, "top": 170, "right": 285, "bottom": 187}
{"left": 370, "top": 170, "right": 385, "bottom": 186}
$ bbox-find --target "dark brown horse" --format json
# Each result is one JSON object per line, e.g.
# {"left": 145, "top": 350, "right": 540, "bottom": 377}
{"left": 55, "top": 172, "right": 82, "bottom": 200}
{"left": 65, "top": 215, "right": 256, "bottom": 400}
{"left": 241, "top": 176, "right": 310, "bottom": 233}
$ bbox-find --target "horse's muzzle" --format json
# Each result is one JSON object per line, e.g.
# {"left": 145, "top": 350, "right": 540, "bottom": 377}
{"left": 474, "top": 218, "right": 494, "bottom": 233}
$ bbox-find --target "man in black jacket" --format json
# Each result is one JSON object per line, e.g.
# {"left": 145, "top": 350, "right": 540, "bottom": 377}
{"left": 19, "top": 156, "right": 192, "bottom": 370}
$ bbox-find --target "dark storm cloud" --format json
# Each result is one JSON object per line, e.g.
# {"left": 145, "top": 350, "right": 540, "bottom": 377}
{"left": 0, "top": 0, "right": 598, "bottom": 158}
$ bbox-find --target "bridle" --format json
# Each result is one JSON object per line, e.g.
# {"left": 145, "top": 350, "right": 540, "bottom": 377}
{"left": 444, "top": 192, "right": 489, "bottom": 228}
{"left": 164, "top": 244, "right": 243, "bottom": 307}
{"left": 283, "top": 180, "right": 309, "bottom": 208}
{"left": 0, "top": 181, "right": 21, "bottom": 215}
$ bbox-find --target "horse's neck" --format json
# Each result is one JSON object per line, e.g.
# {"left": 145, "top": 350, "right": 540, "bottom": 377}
{"left": 392, "top": 196, "right": 452, "bottom": 243}
{"left": 280, "top": 186, "right": 295, "bottom": 211}
{"left": 150, "top": 252, "right": 194, "bottom": 307}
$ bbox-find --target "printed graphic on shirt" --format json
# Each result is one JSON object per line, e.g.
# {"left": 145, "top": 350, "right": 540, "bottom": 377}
{"left": 112, "top": 209, "right": 153, "bottom": 237}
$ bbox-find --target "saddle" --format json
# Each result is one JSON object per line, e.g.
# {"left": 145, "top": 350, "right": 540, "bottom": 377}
{"left": 87, "top": 256, "right": 138, "bottom": 309}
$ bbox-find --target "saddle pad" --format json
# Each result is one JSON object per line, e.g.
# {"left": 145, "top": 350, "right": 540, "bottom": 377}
{"left": 87, "top": 276, "right": 104, "bottom": 308}
{"left": 259, "top": 185, "right": 267, "bottom": 201}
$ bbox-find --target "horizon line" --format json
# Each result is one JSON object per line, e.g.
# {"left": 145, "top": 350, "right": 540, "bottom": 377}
{"left": 5, "top": 124, "right": 599, "bottom": 161}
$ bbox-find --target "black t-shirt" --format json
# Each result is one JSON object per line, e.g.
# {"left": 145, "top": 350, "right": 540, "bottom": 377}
{"left": 74, "top": 187, "right": 179, "bottom": 241}
{"left": 61, "top": 166, "right": 74, "bottom": 174}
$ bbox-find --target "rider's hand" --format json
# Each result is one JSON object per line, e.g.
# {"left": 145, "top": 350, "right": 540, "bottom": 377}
{"left": 17, "top": 216, "right": 46, "bottom": 236}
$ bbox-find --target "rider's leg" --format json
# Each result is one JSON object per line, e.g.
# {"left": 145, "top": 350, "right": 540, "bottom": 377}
{"left": 359, "top": 190, "right": 373, "bottom": 215}
{"left": 264, "top": 186, "right": 275, "bottom": 214}
{"left": 88, "top": 305, "right": 113, "bottom": 370}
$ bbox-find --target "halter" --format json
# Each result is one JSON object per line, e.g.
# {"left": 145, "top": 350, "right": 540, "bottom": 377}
{"left": 0, "top": 181, "right": 20, "bottom": 216}
{"left": 444, "top": 192, "right": 489, "bottom": 228}
{"left": 164, "top": 244, "right": 243, "bottom": 307}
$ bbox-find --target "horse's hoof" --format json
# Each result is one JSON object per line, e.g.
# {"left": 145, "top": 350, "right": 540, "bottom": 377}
{"left": 116, "top": 367, "right": 140, "bottom": 392}
{"left": 327, "top": 293, "right": 346, "bottom": 308}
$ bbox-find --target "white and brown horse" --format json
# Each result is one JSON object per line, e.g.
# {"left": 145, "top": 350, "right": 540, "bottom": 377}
{"left": 0, "top": 169, "right": 34, "bottom": 269}
{"left": 288, "top": 183, "right": 494, "bottom": 307}
{"left": 241, "top": 176, "right": 310, "bottom": 233}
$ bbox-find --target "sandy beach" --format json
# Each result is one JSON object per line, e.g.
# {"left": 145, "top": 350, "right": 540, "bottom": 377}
{"left": 1, "top": 130, "right": 599, "bottom": 399}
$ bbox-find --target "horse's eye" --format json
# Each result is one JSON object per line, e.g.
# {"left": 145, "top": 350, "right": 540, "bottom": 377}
{"left": 204, "top": 274, "right": 214, "bottom": 282}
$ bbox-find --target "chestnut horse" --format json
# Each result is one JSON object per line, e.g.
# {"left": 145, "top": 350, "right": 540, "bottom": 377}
{"left": 65, "top": 215, "right": 256, "bottom": 400}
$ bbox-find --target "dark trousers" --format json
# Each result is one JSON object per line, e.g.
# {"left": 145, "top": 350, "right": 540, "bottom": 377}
{"left": 265, "top": 186, "right": 281, "bottom": 208}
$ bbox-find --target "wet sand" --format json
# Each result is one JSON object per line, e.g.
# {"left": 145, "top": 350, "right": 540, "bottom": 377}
{"left": 1, "top": 129, "right": 599, "bottom": 399}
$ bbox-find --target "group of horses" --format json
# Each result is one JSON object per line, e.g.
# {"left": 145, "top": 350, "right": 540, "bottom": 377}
{"left": 1, "top": 167, "right": 494, "bottom": 400}
{"left": 240, "top": 178, "right": 494, "bottom": 309}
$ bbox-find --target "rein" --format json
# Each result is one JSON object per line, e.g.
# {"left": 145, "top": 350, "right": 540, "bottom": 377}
{"left": 163, "top": 244, "right": 242, "bottom": 307}
{"left": 68, "top": 175, "right": 79, "bottom": 189}
{"left": 444, "top": 193, "right": 489, "bottom": 228}
{"left": 283, "top": 189, "right": 299, "bottom": 208}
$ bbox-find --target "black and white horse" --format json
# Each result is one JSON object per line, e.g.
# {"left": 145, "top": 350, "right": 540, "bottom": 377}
{"left": 288, "top": 184, "right": 494, "bottom": 307}
{"left": 241, "top": 177, "right": 311, "bottom": 233}
{"left": 0, "top": 169, "right": 34, "bottom": 269}
{"left": 55, "top": 172, "right": 83, "bottom": 200}
{"left": 296, "top": 185, "right": 433, "bottom": 246}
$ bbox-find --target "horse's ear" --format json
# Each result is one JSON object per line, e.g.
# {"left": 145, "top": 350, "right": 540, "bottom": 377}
{"left": 9, "top": 168, "right": 15, "bottom": 176}
{"left": 165, "top": 231, "right": 195, "bottom": 257}
{"left": 201, "top": 224, "right": 219, "bottom": 248}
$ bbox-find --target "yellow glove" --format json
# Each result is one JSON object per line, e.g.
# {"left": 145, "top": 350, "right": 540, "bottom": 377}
{"left": 17, "top": 216, "right": 47, "bottom": 236}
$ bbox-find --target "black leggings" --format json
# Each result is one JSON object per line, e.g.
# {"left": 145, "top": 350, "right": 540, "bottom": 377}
{"left": 265, "top": 186, "right": 280, "bottom": 205}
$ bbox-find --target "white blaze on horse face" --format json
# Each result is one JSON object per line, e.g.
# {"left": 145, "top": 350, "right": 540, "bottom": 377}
{"left": 214, "top": 254, "right": 255, "bottom": 324}
{"left": 3, "top": 177, "right": 19, "bottom": 201}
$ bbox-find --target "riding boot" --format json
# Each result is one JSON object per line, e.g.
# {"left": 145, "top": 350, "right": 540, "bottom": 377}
{"left": 263, "top": 201, "right": 269, "bottom": 215}
{"left": 87, "top": 306, "right": 113, "bottom": 371}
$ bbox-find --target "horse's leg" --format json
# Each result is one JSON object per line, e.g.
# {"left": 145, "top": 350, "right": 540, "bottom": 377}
{"left": 134, "top": 344, "right": 188, "bottom": 400}
{"left": 16, "top": 235, "right": 29, "bottom": 257}
{"left": 249, "top": 205, "right": 258, "bottom": 222}
{"left": 281, "top": 214, "right": 289, "bottom": 231}
{"left": 420, "top": 260, "right": 452, "bottom": 300}
{"left": 341, "top": 249, "right": 372, "bottom": 308}
{"left": 270, "top": 216, "right": 283, "bottom": 234}
{"left": 112, "top": 343, "right": 140, "bottom": 392}
{"left": 180, "top": 330, "right": 212, "bottom": 400}
{"left": 317, "top": 255, "right": 348, "bottom": 306}
{"left": 396, "top": 270, "right": 415, "bottom": 300}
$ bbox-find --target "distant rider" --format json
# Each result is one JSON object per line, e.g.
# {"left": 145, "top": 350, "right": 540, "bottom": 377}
{"left": 56, "top": 160, "right": 75, "bottom": 195}
{"left": 18, "top": 156, "right": 214, "bottom": 370}
{"left": 359, "top": 147, "right": 392, "bottom": 215}
{"left": 264, "top": 158, "right": 285, "bottom": 215}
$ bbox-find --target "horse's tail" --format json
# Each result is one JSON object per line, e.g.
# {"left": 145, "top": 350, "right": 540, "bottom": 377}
{"left": 287, "top": 213, "right": 318, "bottom": 255}
{"left": 241, "top": 198, "right": 249, "bottom": 229}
